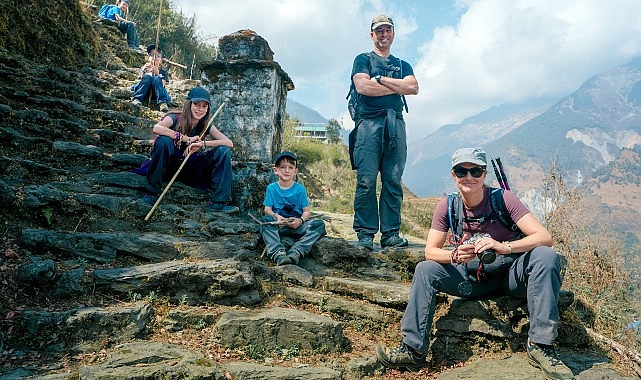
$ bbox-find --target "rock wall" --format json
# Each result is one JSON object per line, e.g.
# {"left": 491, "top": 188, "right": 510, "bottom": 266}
{"left": 199, "top": 29, "right": 295, "bottom": 210}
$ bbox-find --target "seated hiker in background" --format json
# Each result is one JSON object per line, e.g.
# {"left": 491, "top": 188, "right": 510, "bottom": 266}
{"left": 375, "top": 147, "right": 574, "bottom": 379}
{"left": 131, "top": 44, "right": 172, "bottom": 112}
{"left": 260, "top": 151, "right": 326, "bottom": 266}
{"left": 133, "top": 87, "right": 239, "bottom": 214}
{"left": 102, "top": 0, "right": 141, "bottom": 51}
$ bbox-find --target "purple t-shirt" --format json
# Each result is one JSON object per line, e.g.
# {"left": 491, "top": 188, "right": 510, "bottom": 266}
{"left": 431, "top": 187, "right": 529, "bottom": 242}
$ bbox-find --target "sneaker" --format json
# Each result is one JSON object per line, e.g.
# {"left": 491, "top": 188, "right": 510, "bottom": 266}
{"left": 358, "top": 236, "right": 374, "bottom": 251}
{"left": 140, "top": 193, "right": 158, "bottom": 206}
{"left": 273, "top": 250, "right": 291, "bottom": 266}
{"left": 159, "top": 102, "right": 169, "bottom": 112}
{"left": 131, "top": 98, "right": 142, "bottom": 106}
{"left": 205, "top": 202, "right": 239, "bottom": 214}
{"left": 381, "top": 233, "right": 409, "bottom": 248}
{"left": 286, "top": 249, "right": 301, "bottom": 265}
{"left": 375, "top": 343, "right": 425, "bottom": 372}
{"left": 527, "top": 340, "right": 574, "bottom": 380}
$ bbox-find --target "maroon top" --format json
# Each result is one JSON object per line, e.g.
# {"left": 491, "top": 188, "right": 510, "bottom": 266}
{"left": 431, "top": 187, "right": 529, "bottom": 242}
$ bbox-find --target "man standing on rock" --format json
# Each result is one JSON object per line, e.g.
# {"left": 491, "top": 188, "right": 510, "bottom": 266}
{"left": 348, "top": 15, "right": 418, "bottom": 252}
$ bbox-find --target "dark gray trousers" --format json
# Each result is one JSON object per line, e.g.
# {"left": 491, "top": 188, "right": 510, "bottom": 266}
{"left": 352, "top": 117, "right": 407, "bottom": 239}
{"left": 401, "top": 246, "right": 563, "bottom": 353}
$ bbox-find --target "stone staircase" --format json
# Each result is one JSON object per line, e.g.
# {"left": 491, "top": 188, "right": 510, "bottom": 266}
{"left": 0, "top": 9, "right": 635, "bottom": 380}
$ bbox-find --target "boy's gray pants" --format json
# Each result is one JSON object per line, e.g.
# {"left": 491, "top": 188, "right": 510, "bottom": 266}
{"left": 260, "top": 215, "right": 326, "bottom": 259}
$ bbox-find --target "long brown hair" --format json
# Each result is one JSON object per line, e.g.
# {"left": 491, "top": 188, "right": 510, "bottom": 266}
{"left": 174, "top": 100, "right": 211, "bottom": 136}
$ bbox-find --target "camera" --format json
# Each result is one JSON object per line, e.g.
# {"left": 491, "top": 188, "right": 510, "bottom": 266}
{"left": 463, "top": 233, "right": 496, "bottom": 264}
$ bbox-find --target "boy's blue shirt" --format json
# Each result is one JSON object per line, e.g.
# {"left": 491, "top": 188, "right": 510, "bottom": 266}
{"left": 106, "top": 6, "right": 122, "bottom": 21}
{"left": 263, "top": 181, "right": 309, "bottom": 218}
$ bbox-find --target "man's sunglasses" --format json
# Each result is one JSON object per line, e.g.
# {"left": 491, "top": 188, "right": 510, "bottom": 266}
{"left": 453, "top": 166, "right": 486, "bottom": 178}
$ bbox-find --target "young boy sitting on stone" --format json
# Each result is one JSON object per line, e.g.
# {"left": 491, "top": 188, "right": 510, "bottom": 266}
{"left": 130, "top": 44, "right": 172, "bottom": 111}
{"left": 260, "top": 151, "right": 326, "bottom": 266}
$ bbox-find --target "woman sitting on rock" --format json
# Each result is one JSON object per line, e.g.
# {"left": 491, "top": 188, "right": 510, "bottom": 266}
{"left": 375, "top": 147, "right": 573, "bottom": 379}
{"left": 134, "top": 87, "right": 239, "bottom": 214}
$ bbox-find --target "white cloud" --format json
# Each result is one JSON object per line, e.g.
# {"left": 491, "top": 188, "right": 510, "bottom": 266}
{"left": 408, "top": 0, "right": 641, "bottom": 140}
{"left": 175, "top": 0, "right": 641, "bottom": 142}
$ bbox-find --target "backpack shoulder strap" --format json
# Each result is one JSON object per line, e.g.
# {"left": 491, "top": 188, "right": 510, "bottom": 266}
{"left": 447, "top": 192, "right": 463, "bottom": 240}
{"left": 489, "top": 187, "right": 524, "bottom": 238}
{"left": 347, "top": 52, "right": 373, "bottom": 100}
{"left": 398, "top": 57, "right": 409, "bottom": 113}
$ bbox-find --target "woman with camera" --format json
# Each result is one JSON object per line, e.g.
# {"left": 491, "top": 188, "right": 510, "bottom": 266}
{"left": 375, "top": 147, "right": 574, "bottom": 379}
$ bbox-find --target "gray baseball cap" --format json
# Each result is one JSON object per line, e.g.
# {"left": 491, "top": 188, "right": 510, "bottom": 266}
{"left": 371, "top": 15, "right": 394, "bottom": 30}
{"left": 451, "top": 148, "right": 487, "bottom": 168}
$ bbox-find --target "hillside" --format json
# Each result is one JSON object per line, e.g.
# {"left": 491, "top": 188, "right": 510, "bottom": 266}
{"left": 0, "top": 2, "right": 639, "bottom": 380}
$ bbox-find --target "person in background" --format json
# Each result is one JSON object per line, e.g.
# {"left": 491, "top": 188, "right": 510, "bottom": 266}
{"left": 375, "top": 147, "right": 574, "bottom": 379}
{"left": 134, "top": 87, "right": 239, "bottom": 214}
{"left": 131, "top": 44, "right": 172, "bottom": 112}
{"left": 104, "top": 0, "right": 141, "bottom": 51}
{"left": 260, "top": 151, "right": 326, "bottom": 266}
{"left": 349, "top": 15, "right": 419, "bottom": 252}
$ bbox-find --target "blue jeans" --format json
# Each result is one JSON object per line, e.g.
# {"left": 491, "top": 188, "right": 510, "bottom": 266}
{"left": 145, "top": 136, "right": 232, "bottom": 203}
{"left": 400, "top": 246, "right": 563, "bottom": 354}
{"left": 117, "top": 20, "right": 140, "bottom": 48}
{"left": 260, "top": 215, "right": 326, "bottom": 259}
{"left": 132, "top": 75, "right": 171, "bottom": 104}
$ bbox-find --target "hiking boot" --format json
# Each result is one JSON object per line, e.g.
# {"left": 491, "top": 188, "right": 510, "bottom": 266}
{"left": 140, "top": 193, "right": 158, "bottom": 206}
{"left": 131, "top": 98, "right": 142, "bottom": 106}
{"left": 205, "top": 202, "right": 239, "bottom": 214}
{"left": 159, "top": 102, "right": 169, "bottom": 112}
{"left": 287, "top": 249, "right": 301, "bottom": 265}
{"left": 381, "top": 233, "right": 409, "bottom": 248}
{"left": 358, "top": 236, "right": 374, "bottom": 251}
{"left": 272, "top": 250, "right": 291, "bottom": 266}
{"left": 375, "top": 343, "right": 425, "bottom": 372}
{"left": 527, "top": 340, "right": 574, "bottom": 380}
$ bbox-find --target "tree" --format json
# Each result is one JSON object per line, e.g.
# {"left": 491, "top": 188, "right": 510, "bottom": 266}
{"left": 326, "top": 119, "right": 341, "bottom": 144}
{"left": 106, "top": 0, "right": 217, "bottom": 79}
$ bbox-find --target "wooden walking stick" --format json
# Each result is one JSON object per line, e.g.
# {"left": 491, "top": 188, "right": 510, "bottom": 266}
{"left": 144, "top": 101, "right": 226, "bottom": 220}
{"left": 147, "top": 0, "right": 163, "bottom": 109}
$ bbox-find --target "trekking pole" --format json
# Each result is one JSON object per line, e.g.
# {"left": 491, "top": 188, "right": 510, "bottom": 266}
{"left": 144, "top": 101, "right": 226, "bottom": 220}
{"left": 496, "top": 157, "right": 511, "bottom": 191}
{"left": 147, "top": 0, "right": 163, "bottom": 109}
{"left": 491, "top": 159, "right": 505, "bottom": 190}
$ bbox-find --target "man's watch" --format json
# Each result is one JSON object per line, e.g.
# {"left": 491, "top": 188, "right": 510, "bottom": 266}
{"left": 375, "top": 75, "right": 382, "bottom": 84}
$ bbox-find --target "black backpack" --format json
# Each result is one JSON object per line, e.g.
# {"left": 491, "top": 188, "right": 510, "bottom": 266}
{"left": 346, "top": 52, "right": 408, "bottom": 120}
{"left": 447, "top": 187, "right": 525, "bottom": 242}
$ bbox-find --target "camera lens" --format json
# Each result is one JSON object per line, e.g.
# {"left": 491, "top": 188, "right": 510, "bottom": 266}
{"left": 478, "top": 249, "right": 496, "bottom": 264}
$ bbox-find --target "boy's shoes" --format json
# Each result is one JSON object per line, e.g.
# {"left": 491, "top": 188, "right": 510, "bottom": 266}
{"left": 358, "top": 236, "right": 374, "bottom": 251}
{"left": 375, "top": 343, "right": 425, "bottom": 372}
{"left": 527, "top": 340, "right": 574, "bottom": 379}
{"left": 159, "top": 102, "right": 169, "bottom": 112}
{"left": 273, "top": 250, "right": 291, "bottom": 266}
{"left": 131, "top": 98, "right": 142, "bottom": 106}
{"left": 286, "top": 249, "right": 301, "bottom": 265}
{"left": 140, "top": 193, "right": 158, "bottom": 206}
{"left": 205, "top": 202, "right": 239, "bottom": 214}
{"left": 381, "top": 233, "right": 408, "bottom": 248}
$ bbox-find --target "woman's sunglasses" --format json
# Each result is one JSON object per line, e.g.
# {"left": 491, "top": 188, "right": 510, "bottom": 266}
{"left": 453, "top": 166, "right": 486, "bottom": 178}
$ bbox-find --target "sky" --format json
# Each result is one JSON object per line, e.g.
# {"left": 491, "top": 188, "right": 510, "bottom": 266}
{"left": 174, "top": 0, "right": 641, "bottom": 142}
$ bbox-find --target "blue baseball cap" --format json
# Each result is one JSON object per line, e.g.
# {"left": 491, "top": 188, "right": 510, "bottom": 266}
{"left": 274, "top": 151, "right": 297, "bottom": 165}
{"left": 186, "top": 87, "right": 211, "bottom": 105}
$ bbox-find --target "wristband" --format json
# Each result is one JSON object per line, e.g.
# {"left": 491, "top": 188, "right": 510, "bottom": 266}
{"left": 503, "top": 241, "right": 512, "bottom": 254}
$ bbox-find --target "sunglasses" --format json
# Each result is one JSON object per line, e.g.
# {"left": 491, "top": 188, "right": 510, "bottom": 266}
{"left": 453, "top": 166, "right": 486, "bottom": 178}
